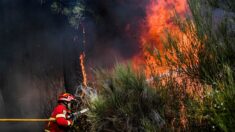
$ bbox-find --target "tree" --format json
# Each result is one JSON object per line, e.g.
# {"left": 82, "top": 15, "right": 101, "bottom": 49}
{"left": 50, "top": 0, "right": 86, "bottom": 93}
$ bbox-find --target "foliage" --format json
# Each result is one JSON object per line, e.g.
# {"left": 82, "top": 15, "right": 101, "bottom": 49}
{"left": 186, "top": 1, "right": 234, "bottom": 131}
{"left": 207, "top": 0, "right": 235, "bottom": 12}
{"left": 51, "top": 0, "right": 87, "bottom": 27}
{"left": 188, "top": 0, "right": 234, "bottom": 83}
{"left": 151, "top": 0, "right": 235, "bottom": 131}
{"left": 48, "top": 0, "right": 234, "bottom": 131}
{"left": 138, "top": 0, "right": 235, "bottom": 131}
{"left": 188, "top": 65, "right": 235, "bottom": 131}
{"left": 88, "top": 64, "right": 165, "bottom": 131}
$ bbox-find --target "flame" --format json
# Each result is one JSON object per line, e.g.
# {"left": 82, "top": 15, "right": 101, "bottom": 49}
{"left": 80, "top": 52, "right": 87, "bottom": 87}
{"left": 133, "top": 0, "right": 189, "bottom": 77}
{"left": 132, "top": 0, "right": 199, "bottom": 128}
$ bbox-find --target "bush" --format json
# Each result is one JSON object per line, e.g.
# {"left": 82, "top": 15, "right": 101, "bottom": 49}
{"left": 141, "top": 0, "right": 235, "bottom": 131}
{"left": 85, "top": 0, "right": 235, "bottom": 131}
{"left": 88, "top": 64, "right": 165, "bottom": 131}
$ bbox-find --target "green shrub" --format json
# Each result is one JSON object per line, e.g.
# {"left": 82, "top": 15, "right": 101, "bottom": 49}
{"left": 88, "top": 64, "right": 165, "bottom": 131}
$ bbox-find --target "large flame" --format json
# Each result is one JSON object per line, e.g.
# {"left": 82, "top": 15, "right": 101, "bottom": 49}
{"left": 133, "top": 0, "right": 189, "bottom": 77}
{"left": 133, "top": 0, "right": 197, "bottom": 128}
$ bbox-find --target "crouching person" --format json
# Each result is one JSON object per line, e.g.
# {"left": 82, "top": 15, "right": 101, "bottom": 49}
{"left": 45, "top": 93, "right": 76, "bottom": 132}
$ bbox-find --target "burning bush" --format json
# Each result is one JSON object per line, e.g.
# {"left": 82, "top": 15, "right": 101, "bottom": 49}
{"left": 87, "top": 0, "right": 234, "bottom": 131}
{"left": 141, "top": 0, "right": 235, "bottom": 131}
{"left": 50, "top": 0, "right": 234, "bottom": 131}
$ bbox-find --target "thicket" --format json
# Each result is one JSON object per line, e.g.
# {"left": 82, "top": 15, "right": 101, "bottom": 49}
{"left": 48, "top": 0, "right": 234, "bottom": 131}
{"left": 87, "top": 0, "right": 235, "bottom": 131}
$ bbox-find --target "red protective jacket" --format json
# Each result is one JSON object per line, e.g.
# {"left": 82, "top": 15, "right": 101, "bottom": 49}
{"left": 45, "top": 104, "right": 73, "bottom": 132}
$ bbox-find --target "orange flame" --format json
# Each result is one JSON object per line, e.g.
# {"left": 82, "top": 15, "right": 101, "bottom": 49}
{"left": 80, "top": 52, "right": 87, "bottom": 87}
{"left": 133, "top": 0, "right": 189, "bottom": 77}
{"left": 132, "top": 0, "right": 195, "bottom": 128}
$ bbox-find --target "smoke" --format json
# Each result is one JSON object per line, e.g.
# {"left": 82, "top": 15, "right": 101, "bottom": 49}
{"left": 0, "top": 0, "right": 77, "bottom": 131}
{"left": 0, "top": 0, "right": 151, "bottom": 131}
{"left": 0, "top": 72, "right": 45, "bottom": 131}
{"left": 83, "top": 0, "right": 150, "bottom": 69}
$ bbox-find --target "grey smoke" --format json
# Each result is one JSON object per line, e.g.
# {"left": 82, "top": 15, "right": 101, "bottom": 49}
{"left": 0, "top": 0, "right": 77, "bottom": 131}
{"left": 0, "top": 0, "right": 151, "bottom": 131}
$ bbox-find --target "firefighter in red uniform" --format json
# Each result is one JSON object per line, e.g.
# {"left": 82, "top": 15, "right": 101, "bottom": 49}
{"left": 45, "top": 93, "right": 75, "bottom": 132}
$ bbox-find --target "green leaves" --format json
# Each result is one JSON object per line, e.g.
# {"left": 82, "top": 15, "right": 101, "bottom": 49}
{"left": 51, "top": 1, "right": 86, "bottom": 27}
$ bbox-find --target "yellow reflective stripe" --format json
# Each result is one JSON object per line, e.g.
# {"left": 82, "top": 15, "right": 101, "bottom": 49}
{"left": 47, "top": 122, "right": 50, "bottom": 127}
{"left": 44, "top": 129, "right": 50, "bottom": 132}
{"left": 55, "top": 114, "right": 66, "bottom": 118}
{"left": 49, "top": 117, "right": 56, "bottom": 121}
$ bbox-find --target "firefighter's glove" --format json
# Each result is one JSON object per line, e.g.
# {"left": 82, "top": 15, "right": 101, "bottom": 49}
{"left": 68, "top": 120, "right": 74, "bottom": 127}
{"left": 72, "top": 113, "right": 79, "bottom": 121}
{"left": 68, "top": 113, "right": 79, "bottom": 121}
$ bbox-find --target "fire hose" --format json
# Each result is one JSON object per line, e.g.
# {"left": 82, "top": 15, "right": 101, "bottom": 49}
{"left": 0, "top": 108, "right": 89, "bottom": 122}
{"left": 0, "top": 118, "right": 55, "bottom": 122}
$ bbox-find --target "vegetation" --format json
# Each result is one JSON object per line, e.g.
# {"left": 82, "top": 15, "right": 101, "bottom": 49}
{"left": 51, "top": 0, "right": 86, "bottom": 28}
{"left": 49, "top": 0, "right": 234, "bottom": 131}
{"left": 88, "top": 65, "right": 165, "bottom": 131}
{"left": 183, "top": 0, "right": 234, "bottom": 131}
{"left": 86, "top": 0, "right": 235, "bottom": 131}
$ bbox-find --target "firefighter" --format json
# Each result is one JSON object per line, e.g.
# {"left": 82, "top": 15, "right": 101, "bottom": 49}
{"left": 45, "top": 93, "right": 76, "bottom": 132}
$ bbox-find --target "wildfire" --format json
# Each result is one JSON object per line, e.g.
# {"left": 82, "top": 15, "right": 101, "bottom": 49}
{"left": 133, "top": 0, "right": 189, "bottom": 77}
{"left": 132, "top": 0, "right": 203, "bottom": 129}
{"left": 80, "top": 52, "right": 87, "bottom": 87}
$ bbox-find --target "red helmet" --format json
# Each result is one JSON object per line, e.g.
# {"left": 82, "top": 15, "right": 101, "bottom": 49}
{"left": 58, "top": 93, "right": 75, "bottom": 102}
